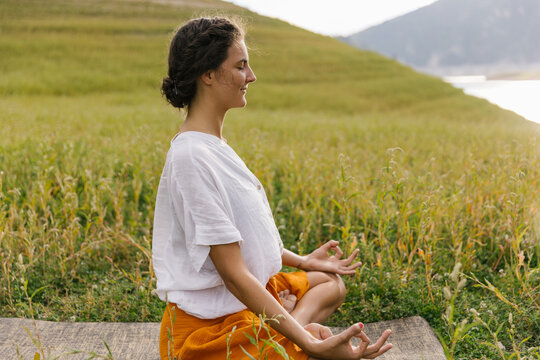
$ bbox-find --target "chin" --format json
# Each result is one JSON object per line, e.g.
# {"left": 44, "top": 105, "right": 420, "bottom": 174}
{"left": 225, "top": 96, "right": 247, "bottom": 110}
{"left": 235, "top": 99, "right": 247, "bottom": 108}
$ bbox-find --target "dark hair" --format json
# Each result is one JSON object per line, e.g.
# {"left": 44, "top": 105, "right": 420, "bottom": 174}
{"left": 161, "top": 17, "right": 245, "bottom": 109}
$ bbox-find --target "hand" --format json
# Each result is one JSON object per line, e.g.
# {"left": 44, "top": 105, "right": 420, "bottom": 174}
{"left": 301, "top": 240, "right": 361, "bottom": 275}
{"left": 304, "top": 323, "right": 333, "bottom": 340}
{"left": 304, "top": 323, "right": 393, "bottom": 360}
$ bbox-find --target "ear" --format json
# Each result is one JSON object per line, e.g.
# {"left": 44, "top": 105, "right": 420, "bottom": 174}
{"left": 199, "top": 69, "right": 215, "bottom": 86}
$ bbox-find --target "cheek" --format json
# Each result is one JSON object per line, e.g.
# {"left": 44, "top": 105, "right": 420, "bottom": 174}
{"left": 233, "top": 72, "right": 245, "bottom": 86}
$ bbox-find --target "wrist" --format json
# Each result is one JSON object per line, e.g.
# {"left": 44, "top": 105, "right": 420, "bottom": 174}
{"left": 296, "top": 255, "right": 308, "bottom": 270}
{"left": 298, "top": 330, "right": 320, "bottom": 354}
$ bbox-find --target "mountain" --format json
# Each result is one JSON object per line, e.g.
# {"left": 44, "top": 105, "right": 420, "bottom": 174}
{"left": 340, "top": 0, "right": 540, "bottom": 76}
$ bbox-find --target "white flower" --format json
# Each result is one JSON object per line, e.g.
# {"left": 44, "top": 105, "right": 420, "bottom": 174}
{"left": 457, "top": 278, "right": 467, "bottom": 291}
{"left": 450, "top": 262, "right": 462, "bottom": 283}
{"left": 443, "top": 287, "right": 452, "bottom": 300}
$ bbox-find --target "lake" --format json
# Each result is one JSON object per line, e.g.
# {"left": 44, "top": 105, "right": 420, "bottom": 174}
{"left": 444, "top": 76, "right": 540, "bottom": 125}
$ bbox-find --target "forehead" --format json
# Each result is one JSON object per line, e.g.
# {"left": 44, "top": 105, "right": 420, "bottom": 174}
{"left": 225, "top": 40, "right": 248, "bottom": 62}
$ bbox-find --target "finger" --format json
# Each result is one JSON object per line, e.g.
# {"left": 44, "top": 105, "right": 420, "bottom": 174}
{"left": 335, "top": 263, "right": 362, "bottom": 276}
{"left": 321, "top": 240, "right": 339, "bottom": 251}
{"left": 352, "top": 331, "right": 370, "bottom": 356}
{"left": 336, "top": 268, "right": 358, "bottom": 276}
{"left": 333, "top": 246, "right": 344, "bottom": 259}
{"left": 332, "top": 323, "right": 363, "bottom": 346}
{"left": 364, "top": 329, "right": 392, "bottom": 356}
{"left": 344, "top": 261, "right": 362, "bottom": 271}
{"left": 338, "top": 261, "right": 362, "bottom": 275}
{"left": 344, "top": 249, "right": 360, "bottom": 265}
{"left": 355, "top": 331, "right": 371, "bottom": 343}
{"left": 363, "top": 343, "right": 393, "bottom": 359}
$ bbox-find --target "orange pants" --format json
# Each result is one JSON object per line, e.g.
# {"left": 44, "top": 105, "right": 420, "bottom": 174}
{"left": 159, "top": 271, "right": 310, "bottom": 360}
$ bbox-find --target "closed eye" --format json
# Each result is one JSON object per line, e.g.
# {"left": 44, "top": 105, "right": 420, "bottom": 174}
{"left": 237, "top": 60, "right": 248, "bottom": 70}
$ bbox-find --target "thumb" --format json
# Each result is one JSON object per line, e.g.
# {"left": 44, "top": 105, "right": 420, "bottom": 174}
{"left": 321, "top": 240, "right": 339, "bottom": 250}
{"left": 335, "top": 323, "right": 363, "bottom": 345}
{"left": 320, "top": 326, "right": 333, "bottom": 340}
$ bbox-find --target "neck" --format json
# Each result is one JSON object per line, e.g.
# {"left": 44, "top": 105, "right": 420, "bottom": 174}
{"left": 180, "top": 93, "right": 227, "bottom": 139}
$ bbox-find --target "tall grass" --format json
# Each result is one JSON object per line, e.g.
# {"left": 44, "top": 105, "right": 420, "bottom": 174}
{"left": 1, "top": 0, "right": 539, "bottom": 358}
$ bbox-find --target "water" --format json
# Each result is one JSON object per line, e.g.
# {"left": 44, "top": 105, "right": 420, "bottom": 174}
{"left": 444, "top": 76, "right": 540, "bottom": 125}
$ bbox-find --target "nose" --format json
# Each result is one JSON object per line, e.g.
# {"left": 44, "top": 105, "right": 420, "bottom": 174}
{"left": 246, "top": 65, "right": 256, "bottom": 84}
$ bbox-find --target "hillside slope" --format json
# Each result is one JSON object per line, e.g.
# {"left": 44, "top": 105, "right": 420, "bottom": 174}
{"left": 0, "top": 0, "right": 520, "bottom": 119}
{"left": 341, "top": 0, "right": 540, "bottom": 75}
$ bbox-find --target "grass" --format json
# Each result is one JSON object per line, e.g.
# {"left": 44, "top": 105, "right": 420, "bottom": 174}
{"left": 1, "top": 0, "right": 539, "bottom": 358}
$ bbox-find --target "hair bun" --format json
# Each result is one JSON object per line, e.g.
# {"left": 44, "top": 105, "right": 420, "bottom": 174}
{"left": 161, "top": 77, "right": 186, "bottom": 109}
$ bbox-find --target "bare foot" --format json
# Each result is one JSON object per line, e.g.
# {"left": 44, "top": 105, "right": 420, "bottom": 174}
{"left": 278, "top": 290, "right": 297, "bottom": 313}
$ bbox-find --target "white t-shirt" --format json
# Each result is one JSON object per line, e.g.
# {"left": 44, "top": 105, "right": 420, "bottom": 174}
{"left": 152, "top": 131, "right": 284, "bottom": 319}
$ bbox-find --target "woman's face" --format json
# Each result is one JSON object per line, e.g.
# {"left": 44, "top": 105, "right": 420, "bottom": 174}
{"left": 213, "top": 39, "right": 256, "bottom": 110}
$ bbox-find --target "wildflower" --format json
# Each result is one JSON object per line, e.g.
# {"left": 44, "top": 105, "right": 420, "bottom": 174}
{"left": 450, "top": 262, "right": 462, "bottom": 282}
{"left": 480, "top": 301, "right": 487, "bottom": 309}
{"left": 457, "top": 278, "right": 467, "bottom": 290}
{"left": 445, "top": 306, "right": 452, "bottom": 322}
{"left": 443, "top": 286, "right": 452, "bottom": 300}
{"left": 469, "top": 308, "right": 480, "bottom": 317}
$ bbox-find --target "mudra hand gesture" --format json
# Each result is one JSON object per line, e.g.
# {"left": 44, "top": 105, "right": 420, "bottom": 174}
{"left": 304, "top": 323, "right": 393, "bottom": 359}
{"left": 299, "top": 240, "right": 362, "bottom": 275}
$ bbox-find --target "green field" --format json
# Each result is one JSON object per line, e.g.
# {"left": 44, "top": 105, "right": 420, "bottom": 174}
{"left": 1, "top": 0, "right": 539, "bottom": 358}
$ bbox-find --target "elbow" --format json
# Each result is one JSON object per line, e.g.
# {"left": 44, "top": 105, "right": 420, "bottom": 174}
{"left": 220, "top": 269, "right": 252, "bottom": 299}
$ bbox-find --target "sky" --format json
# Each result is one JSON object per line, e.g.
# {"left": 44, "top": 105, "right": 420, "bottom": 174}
{"left": 221, "top": 0, "right": 438, "bottom": 37}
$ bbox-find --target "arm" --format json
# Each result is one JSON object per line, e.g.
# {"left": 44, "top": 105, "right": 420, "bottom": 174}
{"left": 282, "top": 240, "right": 362, "bottom": 275}
{"left": 210, "top": 243, "right": 314, "bottom": 350}
{"left": 210, "top": 243, "right": 392, "bottom": 359}
{"left": 282, "top": 248, "right": 306, "bottom": 269}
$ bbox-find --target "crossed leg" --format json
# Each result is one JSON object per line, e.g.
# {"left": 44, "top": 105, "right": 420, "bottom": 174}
{"left": 287, "top": 271, "right": 346, "bottom": 326}
{"left": 277, "top": 272, "right": 390, "bottom": 360}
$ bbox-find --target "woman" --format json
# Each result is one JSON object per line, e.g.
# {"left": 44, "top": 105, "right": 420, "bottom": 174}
{"left": 152, "top": 17, "right": 392, "bottom": 360}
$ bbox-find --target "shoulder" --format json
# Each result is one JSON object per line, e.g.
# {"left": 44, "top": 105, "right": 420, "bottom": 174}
{"left": 169, "top": 136, "right": 214, "bottom": 170}
{"left": 167, "top": 135, "right": 230, "bottom": 188}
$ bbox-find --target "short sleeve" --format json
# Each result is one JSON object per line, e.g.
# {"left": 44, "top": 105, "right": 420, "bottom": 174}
{"left": 169, "top": 148, "right": 243, "bottom": 272}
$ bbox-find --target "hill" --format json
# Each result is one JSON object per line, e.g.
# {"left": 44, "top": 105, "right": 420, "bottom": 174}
{"left": 0, "top": 0, "right": 513, "bottom": 116}
{"left": 0, "top": 0, "right": 538, "bottom": 358}
{"left": 341, "top": 0, "right": 540, "bottom": 76}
